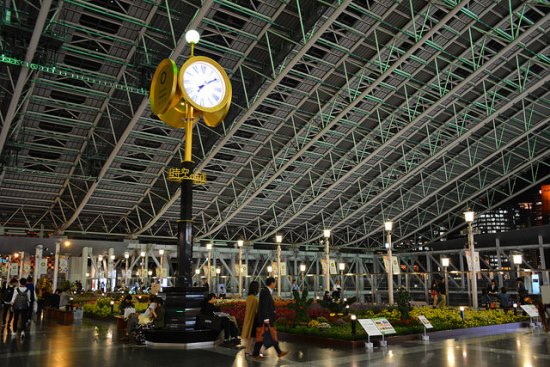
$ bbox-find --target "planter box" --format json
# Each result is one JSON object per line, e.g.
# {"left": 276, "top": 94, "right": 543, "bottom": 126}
{"left": 45, "top": 308, "right": 74, "bottom": 325}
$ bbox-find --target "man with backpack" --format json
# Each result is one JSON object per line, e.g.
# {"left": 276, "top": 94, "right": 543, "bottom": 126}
{"left": 10, "top": 278, "right": 31, "bottom": 337}
{"left": 2, "top": 277, "right": 17, "bottom": 333}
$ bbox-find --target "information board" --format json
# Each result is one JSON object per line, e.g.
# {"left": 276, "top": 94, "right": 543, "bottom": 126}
{"left": 358, "top": 319, "right": 382, "bottom": 336}
{"left": 372, "top": 317, "right": 396, "bottom": 335}
{"left": 520, "top": 304, "right": 539, "bottom": 317}
{"left": 417, "top": 315, "right": 433, "bottom": 329}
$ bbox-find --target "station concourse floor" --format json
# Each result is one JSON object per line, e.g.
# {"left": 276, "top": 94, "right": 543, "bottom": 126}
{"left": 1, "top": 319, "right": 549, "bottom": 367}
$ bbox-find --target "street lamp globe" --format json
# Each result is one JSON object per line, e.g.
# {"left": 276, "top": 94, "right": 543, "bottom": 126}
{"left": 338, "top": 263, "right": 346, "bottom": 271}
{"left": 384, "top": 221, "right": 393, "bottom": 232}
{"left": 323, "top": 229, "right": 331, "bottom": 238}
{"left": 267, "top": 265, "right": 273, "bottom": 274}
{"left": 159, "top": 249, "right": 164, "bottom": 256}
{"left": 300, "top": 264, "right": 306, "bottom": 272}
{"left": 512, "top": 253, "right": 523, "bottom": 265}
{"left": 237, "top": 240, "right": 244, "bottom": 247}
{"left": 276, "top": 235, "right": 283, "bottom": 243}
{"left": 464, "top": 211, "right": 475, "bottom": 223}
{"left": 206, "top": 243, "right": 213, "bottom": 250}
{"left": 185, "top": 30, "right": 200, "bottom": 44}
{"left": 441, "top": 257, "right": 450, "bottom": 268}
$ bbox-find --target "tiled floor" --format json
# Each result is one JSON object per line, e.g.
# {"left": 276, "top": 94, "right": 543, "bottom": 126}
{"left": 1, "top": 319, "right": 549, "bottom": 367}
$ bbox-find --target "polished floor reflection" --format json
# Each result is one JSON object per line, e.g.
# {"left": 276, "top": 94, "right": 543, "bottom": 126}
{"left": 0, "top": 320, "right": 549, "bottom": 367}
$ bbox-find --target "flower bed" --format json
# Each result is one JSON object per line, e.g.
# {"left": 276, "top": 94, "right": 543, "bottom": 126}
{"left": 217, "top": 294, "right": 528, "bottom": 341}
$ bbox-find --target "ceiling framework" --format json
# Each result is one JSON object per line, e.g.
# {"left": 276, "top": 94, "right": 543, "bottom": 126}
{"left": 0, "top": 0, "right": 548, "bottom": 252}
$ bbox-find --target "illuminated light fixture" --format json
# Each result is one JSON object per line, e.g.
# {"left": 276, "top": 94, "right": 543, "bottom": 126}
{"left": 300, "top": 264, "right": 306, "bottom": 272}
{"left": 98, "top": 255, "right": 103, "bottom": 262}
{"left": 215, "top": 267, "right": 221, "bottom": 275}
{"left": 464, "top": 211, "right": 475, "bottom": 223}
{"left": 323, "top": 229, "right": 331, "bottom": 238}
{"left": 140, "top": 251, "right": 146, "bottom": 257}
{"left": 237, "top": 240, "right": 244, "bottom": 247}
{"left": 195, "top": 269, "right": 200, "bottom": 275}
{"left": 64, "top": 240, "right": 71, "bottom": 247}
{"left": 384, "top": 221, "right": 393, "bottom": 232}
{"left": 206, "top": 243, "right": 213, "bottom": 250}
{"left": 338, "top": 263, "right": 346, "bottom": 271}
{"left": 159, "top": 249, "right": 165, "bottom": 256}
{"left": 267, "top": 265, "right": 273, "bottom": 273}
{"left": 124, "top": 252, "right": 129, "bottom": 259}
{"left": 512, "top": 253, "right": 523, "bottom": 265}
{"left": 441, "top": 257, "right": 450, "bottom": 268}
{"left": 185, "top": 30, "right": 200, "bottom": 44}
{"left": 276, "top": 235, "right": 283, "bottom": 243}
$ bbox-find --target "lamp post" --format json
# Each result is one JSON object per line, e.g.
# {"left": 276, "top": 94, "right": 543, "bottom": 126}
{"left": 300, "top": 263, "right": 306, "bottom": 290}
{"left": 140, "top": 251, "right": 146, "bottom": 287}
{"left": 159, "top": 248, "right": 165, "bottom": 282}
{"left": 276, "top": 235, "right": 282, "bottom": 297}
{"left": 384, "top": 221, "right": 394, "bottom": 305}
{"left": 124, "top": 252, "right": 129, "bottom": 288}
{"left": 237, "top": 240, "right": 244, "bottom": 297}
{"left": 512, "top": 253, "right": 523, "bottom": 278}
{"left": 195, "top": 268, "right": 200, "bottom": 284}
{"left": 206, "top": 243, "right": 212, "bottom": 291}
{"left": 98, "top": 254, "right": 104, "bottom": 291}
{"left": 465, "top": 210, "right": 477, "bottom": 309}
{"left": 215, "top": 267, "right": 221, "bottom": 291}
{"left": 338, "top": 262, "right": 345, "bottom": 298}
{"left": 441, "top": 256, "right": 450, "bottom": 306}
{"left": 323, "top": 229, "right": 331, "bottom": 292}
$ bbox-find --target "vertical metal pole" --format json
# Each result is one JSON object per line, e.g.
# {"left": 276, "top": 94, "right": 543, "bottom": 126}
{"left": 238, "top": 247, "right": 242, "bottom": 297}
{"left": 387, "top": 231, "right": 393, "bottom": 305}
{"left": 496, "top": 238, "right": 503, "bottom": 287}
{"left": 539, "top": 235, "right": 549, "bottom": 285}
{"left": 444, "top": 266, "right": 449, "bottom": 306}
{"left": 53, "top": 243, "right": 60, "bottom": 291}
{"left": 81, "top": 247, "right": 89, "bottom": 290}
{"left": 207, "top": 249, "right": 212, "bottom": 291}
{"left": 277, "top": 241, "right": 281, "bottom": 297}
{"left": 325, "top": 238, "right": 330, "bottom": 292}
{"left": 176, "top": 104, "right": 195, "bottom": 288}
{"left": 468, "top": 222, "right": 478, "bottom": 309}
{"left": 108, "top": 248, "right": 115, "bottom": 291}
{"left": 34, "top": 245, "right": 42, "bottom": 286}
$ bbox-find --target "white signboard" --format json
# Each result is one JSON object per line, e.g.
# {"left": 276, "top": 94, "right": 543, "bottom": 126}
{"left": 382, "top": 256, "right": 401, "bottom": 275}
{"left": 9, "top": 263, "right": 19, "bottom": 276}
{"left": 358, "top": 319, "right": 382, "bottom": 336}
{"left": 271, "top": 262, "right": 287, "bottom": 276}
{"left": 320, "top": 259, "right": 338, "bottom": 275}
{"left": 520, "top": 304, "right": 539, "bottom": 318}
{"left": 372, "top": 318, "right": 396, "bottom": 335}
{"left": 38, "top": 259, "right": 48, "bottom": 275}
{"left": 417, "top": 315, "right": 433, "bottom": 329}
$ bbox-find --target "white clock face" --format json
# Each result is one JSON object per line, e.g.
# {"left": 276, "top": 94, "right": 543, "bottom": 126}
{"left": 182, "top": 61, "right": 226, "bottom": 109}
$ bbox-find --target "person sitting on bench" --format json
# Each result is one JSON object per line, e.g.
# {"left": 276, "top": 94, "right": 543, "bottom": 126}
{"left": 200, "top": 293, "right": 239, "bottom": 344}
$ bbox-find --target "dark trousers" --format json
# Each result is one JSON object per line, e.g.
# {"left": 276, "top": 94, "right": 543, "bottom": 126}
{"left": 220, "top": 317, "right": 238, "bottom": 339}
{"left": 13, "top": 309, "right": 28, "bottom": 332}
{"left": 2, "top": 304, "right": 13, "bottom": 329}
{"left": 253, "top": 339, "right": 282, "bottom": 356}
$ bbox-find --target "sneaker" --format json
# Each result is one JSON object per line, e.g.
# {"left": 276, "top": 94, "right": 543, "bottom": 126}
{"left": 278, "top": 351, "right": 288, "bottom": 358}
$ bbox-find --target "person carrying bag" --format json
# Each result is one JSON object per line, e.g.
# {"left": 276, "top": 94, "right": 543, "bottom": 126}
{"left": 250, "top": 277, "right": 288, "bottom": 360}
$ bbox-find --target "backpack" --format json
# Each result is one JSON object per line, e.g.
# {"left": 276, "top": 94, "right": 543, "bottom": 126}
{"left": 2, "top": 286, "right": 14, "bottom": 303}
{"left": 13, "top": 288, "right": 29, "bottom": 311}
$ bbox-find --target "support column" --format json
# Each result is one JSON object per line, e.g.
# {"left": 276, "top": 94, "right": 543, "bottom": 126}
{"left": 81, "top": 247, "right": 89, "bottom": 291}
{"left": 33, "top": 245, "right": 42, "bottom": 286}
{"left": 108, "top": 248, "right": 115, "bottom": 291}
{"left": 53, "top": 242, "right": 60, "bottom": 291}
{"left": 539, "top": 235, "right": 549, "bottom": 285}
{"left": 176, "top": 160, "right": 194, "bottom": 288}
{"left": 496, "top": 238, "right": 503, "bottom": 286}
